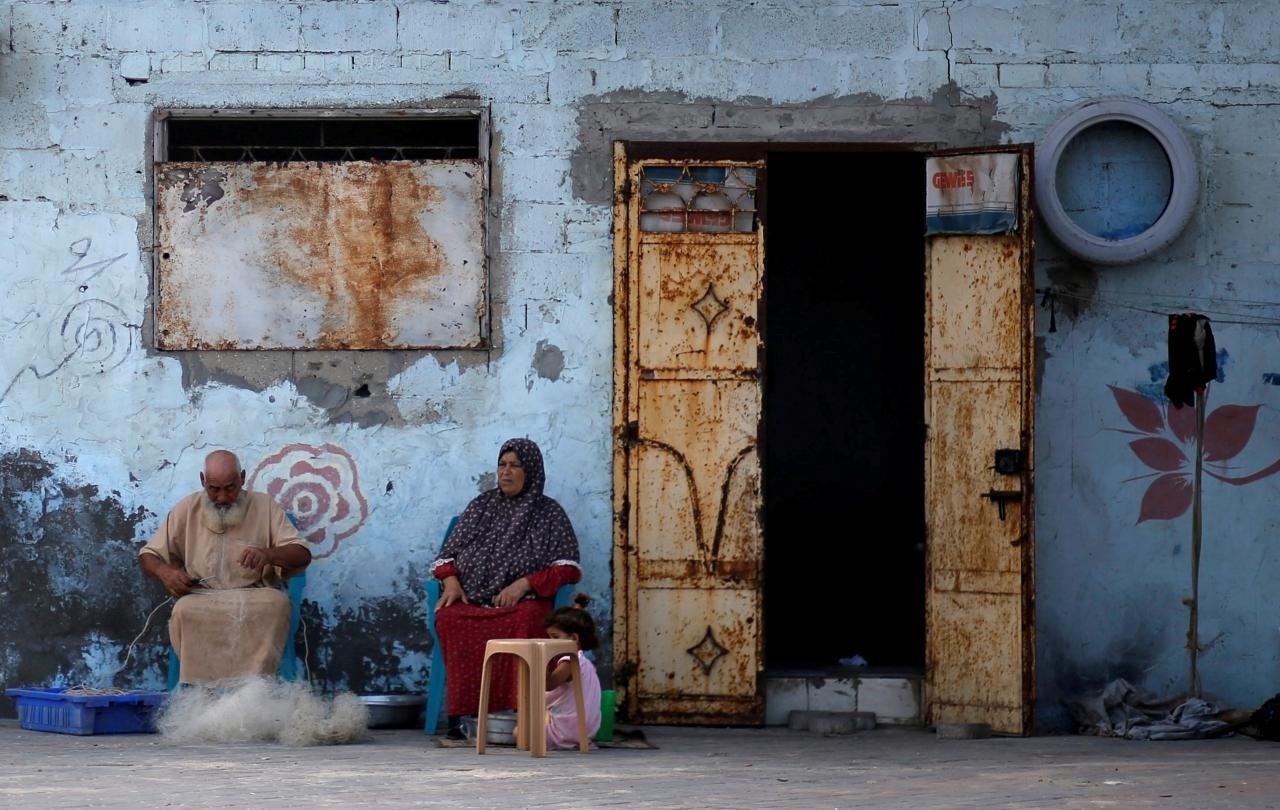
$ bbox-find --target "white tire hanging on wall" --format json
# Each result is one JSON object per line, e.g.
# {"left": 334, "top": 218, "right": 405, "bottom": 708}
{"left": 1035, "top": 97, "right": 1198, "bottom": 265}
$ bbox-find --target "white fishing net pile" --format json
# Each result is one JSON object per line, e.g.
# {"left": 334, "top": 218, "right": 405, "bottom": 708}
{"left": 157, "top": 677, "right": 368, "bottom": 746}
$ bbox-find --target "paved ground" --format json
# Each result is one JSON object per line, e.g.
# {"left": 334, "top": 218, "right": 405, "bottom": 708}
{"left": 2, "top": 720, "right": 1279, "bottom": 808}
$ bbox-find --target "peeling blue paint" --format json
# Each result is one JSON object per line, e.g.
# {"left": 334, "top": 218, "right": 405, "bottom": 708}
{"left": 0, "top": 450, "right": 160, "bottom": 714}
{"left": 1137, "top": 350, "right": 1230, "bottom": 400}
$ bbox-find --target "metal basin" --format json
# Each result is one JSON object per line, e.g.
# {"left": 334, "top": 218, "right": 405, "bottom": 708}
{"left": 358, "top": 694, "right": 425, "bottom": 729}
{"left": 484, "top": 711, "right": 517, "bottom": 745}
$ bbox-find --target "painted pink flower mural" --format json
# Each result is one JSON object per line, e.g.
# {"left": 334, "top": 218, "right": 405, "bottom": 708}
{"left": 248, "top": 443, "right": 369, "bottom": 557}
{"left": 1109, "top": 385, "right": 1280, "bottom": 522}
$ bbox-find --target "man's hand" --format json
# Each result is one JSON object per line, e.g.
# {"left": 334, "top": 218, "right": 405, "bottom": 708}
{"left": 238, "top": 546, "right": 275, "bottom": 572}
{"left": 140, "top": 552, "right": 199, "bottom": 597}
{"left": 493, "top": 577, "right": 531, "bottom": 608}
{"left": 437, "top": 576, "right": 468, "bottom": 610}
{"left": 158, "top": 565, "right": 199, "bottom": 597}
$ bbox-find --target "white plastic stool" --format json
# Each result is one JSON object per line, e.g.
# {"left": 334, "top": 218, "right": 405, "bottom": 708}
{"left": 476, "top": 638, "right": 589, "bottom": 757}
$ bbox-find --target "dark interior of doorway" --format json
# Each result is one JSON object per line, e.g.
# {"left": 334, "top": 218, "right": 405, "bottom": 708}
{"left": 763, "top": 150, "right": 926, "bottom": 672}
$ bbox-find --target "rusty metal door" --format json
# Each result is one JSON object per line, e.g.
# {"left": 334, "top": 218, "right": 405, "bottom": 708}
{"left": 924, "top": 146, "right": 1036, "bottom": 735}
{"left": 612, "top": 145, "right": 765, "bottom": 724}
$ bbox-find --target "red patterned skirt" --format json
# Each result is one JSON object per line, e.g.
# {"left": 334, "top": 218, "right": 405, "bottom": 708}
{"left": 436, "top": 599, "right": 553, "bottom": 716}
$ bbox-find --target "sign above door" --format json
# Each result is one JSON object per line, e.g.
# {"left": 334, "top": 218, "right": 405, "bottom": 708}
{"left": 925, "top": 153, "right": 1020, "bottom": 236}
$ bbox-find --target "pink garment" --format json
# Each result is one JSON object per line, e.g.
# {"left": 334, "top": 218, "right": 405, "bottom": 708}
{"left": 546, "top": 650, "right": 601, "bottom": 750}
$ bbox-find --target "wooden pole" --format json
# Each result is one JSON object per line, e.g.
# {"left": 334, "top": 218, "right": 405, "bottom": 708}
{"left": 1188, "top": 384, "right": 1207, "bottom": 697}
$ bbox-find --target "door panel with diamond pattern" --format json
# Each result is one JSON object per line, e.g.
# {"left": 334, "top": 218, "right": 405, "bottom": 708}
{"left": 638, "top": 238, "right": 759, "bottom": 371}
{"left": 613, "top": 153, "right": 765, "bottom": 725}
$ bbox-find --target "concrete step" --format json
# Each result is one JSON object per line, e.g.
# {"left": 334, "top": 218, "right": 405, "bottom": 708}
{"left": 765, "top": 673, "right": 922, "bottom": 726}
{"left": 789, "top": 710, "right": 878, "bottom": 734}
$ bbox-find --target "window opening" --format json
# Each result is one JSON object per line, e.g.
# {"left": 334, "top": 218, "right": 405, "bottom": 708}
{"left": 1055, "top": 120, "right": 1171, "bottom": 241}
{"left": 166, "top": 117, "right": 481, "bottom": 162}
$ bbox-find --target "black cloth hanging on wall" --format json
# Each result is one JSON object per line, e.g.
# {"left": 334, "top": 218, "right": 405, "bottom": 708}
{"left": 1165, "top": 313, "right": 1216, "bottom": 409}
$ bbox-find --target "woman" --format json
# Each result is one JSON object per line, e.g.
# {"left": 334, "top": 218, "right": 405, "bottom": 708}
{"left": 430, "top": 438, "right": 581, "bottom": 737}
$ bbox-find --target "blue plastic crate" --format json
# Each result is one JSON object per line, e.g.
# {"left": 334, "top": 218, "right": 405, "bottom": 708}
{"left": 4, "top": 687, "right": 166, "bottom": 735}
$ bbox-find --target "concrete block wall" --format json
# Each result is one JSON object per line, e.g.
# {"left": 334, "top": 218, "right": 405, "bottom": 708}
{"left": 1, "top": 0, "right": 1279, "bottom": 730}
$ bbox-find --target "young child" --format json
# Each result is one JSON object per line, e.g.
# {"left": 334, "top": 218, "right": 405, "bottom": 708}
{"left": 543, "top": 593, "right": 602, "bottom": 749}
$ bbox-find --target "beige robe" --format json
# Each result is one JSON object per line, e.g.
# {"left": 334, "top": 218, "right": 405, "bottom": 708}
{"left": 140, "top": 491, "right": 308, "bottom": 683}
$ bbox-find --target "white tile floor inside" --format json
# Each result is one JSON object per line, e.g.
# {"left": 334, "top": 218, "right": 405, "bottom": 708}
{"left": 765, "top": 674, "right": 922, "bottom": 726}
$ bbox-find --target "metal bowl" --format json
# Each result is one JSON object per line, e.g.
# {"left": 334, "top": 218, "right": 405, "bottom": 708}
{"left": 358, "top": 694, "right": 425, "bottom": 729}
{"left": 485, "top": 711, "right": 517, "bottom": 745}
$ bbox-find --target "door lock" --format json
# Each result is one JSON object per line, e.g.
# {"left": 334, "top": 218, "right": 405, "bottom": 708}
{"left": 981, "top": 489, "right": 1022, "bottom": 521}
{"left": 993, "top": 449, "right": 1025, "bottom": 475}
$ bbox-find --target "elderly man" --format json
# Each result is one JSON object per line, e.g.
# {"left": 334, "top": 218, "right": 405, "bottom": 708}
{"left": 139, "top": 450, "right": 311, "bottom": 684}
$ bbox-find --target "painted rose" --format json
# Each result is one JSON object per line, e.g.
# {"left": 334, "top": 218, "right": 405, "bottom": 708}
{"left": 248, "top": 443, "right": 369, "bottom": 558}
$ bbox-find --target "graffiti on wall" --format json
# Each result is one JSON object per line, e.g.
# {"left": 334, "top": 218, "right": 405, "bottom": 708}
{"left": 248, "top": 443, "right": 369, "bottom": 558}
{"left": 0, "top": 238, "right": 132, "bottom": 404}
{"left": 1110, "top": 384, "right": 1280, "bottom": 522}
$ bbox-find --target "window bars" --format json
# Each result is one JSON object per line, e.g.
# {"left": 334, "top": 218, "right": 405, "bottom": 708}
{"left": 639, "top": 164, "right": 758, "bottom": 233}
{"left": 165, "top": 118, "right": 481, "bottom": 162}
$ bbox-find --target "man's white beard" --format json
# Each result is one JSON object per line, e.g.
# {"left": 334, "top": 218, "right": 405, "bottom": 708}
{"left": 201, "top": 492, "right": 248, "bottom": 534}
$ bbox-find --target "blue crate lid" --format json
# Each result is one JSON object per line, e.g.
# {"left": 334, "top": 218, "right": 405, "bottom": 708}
{"left": 5, "top": 687, "right": 167, "bottom": 708}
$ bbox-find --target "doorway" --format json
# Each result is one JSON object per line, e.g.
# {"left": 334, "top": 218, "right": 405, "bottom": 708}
{"left": 763, "top": 150, "right": 927, "bottom": 673}
{"left": 612, "top": 142, "right": 1034, "bottom": 730}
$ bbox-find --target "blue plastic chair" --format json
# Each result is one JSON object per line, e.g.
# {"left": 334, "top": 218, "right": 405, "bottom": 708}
{"left": 423, "top": 515, "right": 574, "bottom": 734}
{"left": 166, "top": 571, "right": 307, "bottom": 690}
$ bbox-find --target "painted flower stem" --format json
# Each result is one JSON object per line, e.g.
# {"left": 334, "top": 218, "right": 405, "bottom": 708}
{"left": 1205, "top": 457, "right": 1280, "bottom": 486}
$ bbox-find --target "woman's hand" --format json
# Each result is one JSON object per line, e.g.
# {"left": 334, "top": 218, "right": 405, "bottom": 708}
{"left": 438, "top": 576, "right": 469, "bottom": 609}
{"left": 493, "top": 577, "right": 531, "bottom": 608}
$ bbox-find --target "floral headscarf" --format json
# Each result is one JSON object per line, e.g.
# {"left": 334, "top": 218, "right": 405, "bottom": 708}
{"left": 432, "top": 438, "right": 579, "bottom": 604}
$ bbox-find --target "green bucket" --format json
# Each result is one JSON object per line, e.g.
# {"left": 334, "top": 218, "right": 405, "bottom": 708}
{"left": 594, "top": 689, "right": 616, "bottom": 742}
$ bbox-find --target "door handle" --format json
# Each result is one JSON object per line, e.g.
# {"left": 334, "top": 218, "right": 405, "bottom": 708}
{"left": 981, "top": 489, "right": 1022, "bottom": 521}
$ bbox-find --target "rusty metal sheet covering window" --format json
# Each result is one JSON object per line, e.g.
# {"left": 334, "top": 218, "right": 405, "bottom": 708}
{"left": 155, "top": 161, "right": 485, "bottom": 350}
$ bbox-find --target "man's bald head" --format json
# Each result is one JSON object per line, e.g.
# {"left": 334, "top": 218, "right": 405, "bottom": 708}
{"left": 204, "top": 450, "right": 241, "bottom": 478}
{"left": 201, "top": 450, "right": 246, "bottom": 507}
